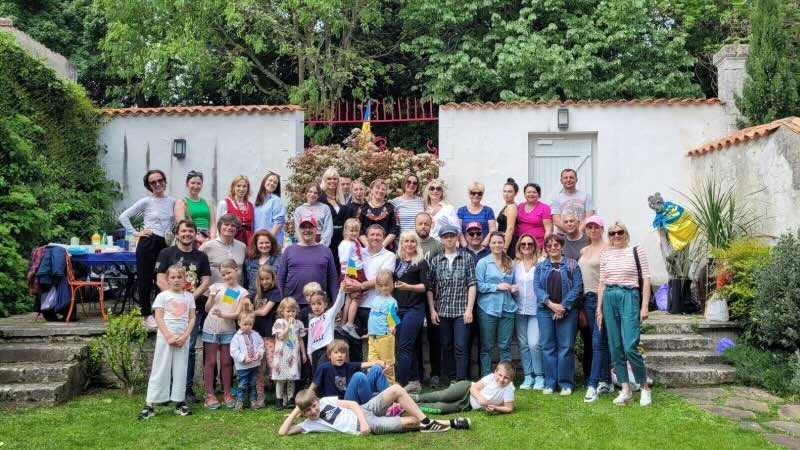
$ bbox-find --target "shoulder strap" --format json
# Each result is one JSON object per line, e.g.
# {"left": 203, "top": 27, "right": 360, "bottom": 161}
{"left": 633, "top": 246, "right": 643, "bottom": 291}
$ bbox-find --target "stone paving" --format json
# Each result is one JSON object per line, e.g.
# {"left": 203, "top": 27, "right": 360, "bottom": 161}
{"left": 670, "top": 386, "right": 800, "bottom": 449}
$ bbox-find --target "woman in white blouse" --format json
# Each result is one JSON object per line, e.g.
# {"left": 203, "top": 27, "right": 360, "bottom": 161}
{"left": 422, "top": 178, "right": 458, "bottom": 240}
{"left": 512, "top": 233, "right": 544, "bottom": 390}
{"left": 119, "top": 169, "right": 176, "bottom": 329}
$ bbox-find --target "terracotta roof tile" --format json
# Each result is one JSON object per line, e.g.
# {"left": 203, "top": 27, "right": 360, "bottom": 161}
{"left": 687, "top": 116, "right": 800, "bottom": 157}
{"left": 100, "top": 104, "right": 302, "bottom": 117}
{"left": 440, "top": 98, "right": 723, "bottom": 110}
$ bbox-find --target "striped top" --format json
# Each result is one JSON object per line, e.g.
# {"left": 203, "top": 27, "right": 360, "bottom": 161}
{"left": 599, "top": 246, "right": 650, "bottom": 289}
{"left": 391, "top": 196, "right": 425, "bottom": 234}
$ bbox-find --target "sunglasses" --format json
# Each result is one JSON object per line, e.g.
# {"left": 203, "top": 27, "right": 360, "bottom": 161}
{"left": 467, "top": 231, "right": 482, "bottom": 237}
{"left": 469, "top": 191, "right": 483, "bottom": 197}
{"left": 519, "top": 242, "right": 535, "bottom": 248}
{"left": 187, "top": 170, "right": 203, "bottom": 178}
{"left": 148, "top": 178, "right": 165, "bottom": 186}
{"left": 406, "top": 180, "right": 419, "bottom": 185}
{"left": 429, "top": 186, "right": 443, "bottom": 192}
{"left": 546, "top": 243, "right": 562, "bottom": 249}
{"left": 608, "top": 230, "right": 625, "bottom": 237}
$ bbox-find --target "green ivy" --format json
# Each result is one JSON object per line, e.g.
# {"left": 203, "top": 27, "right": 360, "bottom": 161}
{"left": 0, "top": 33, "right": 119, "bottom": 316}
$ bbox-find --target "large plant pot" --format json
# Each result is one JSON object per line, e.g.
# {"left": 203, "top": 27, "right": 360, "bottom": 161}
{"left": 668, "top": 277, "right": 692, "bottom": 314}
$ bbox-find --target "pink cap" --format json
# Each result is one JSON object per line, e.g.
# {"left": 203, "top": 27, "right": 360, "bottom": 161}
{"left": 465, "top": 221, "right": 482, "bottom": 231}
{"left": 298, "top": 214, "right": 318, "bottom": 227}
{"left": 585, "top": 215, "right": 604, "bottom": 228}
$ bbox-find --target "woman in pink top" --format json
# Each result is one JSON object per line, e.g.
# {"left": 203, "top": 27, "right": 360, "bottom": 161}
{"left": 515, "top": 183, "right": 552, "bottom": 247}
{"left": 596, "top": 221, "right": 652, "bottom": 408}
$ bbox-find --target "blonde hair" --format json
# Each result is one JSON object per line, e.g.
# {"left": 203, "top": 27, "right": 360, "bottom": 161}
{"left": 165, "top": 263, "right": 186, "bottom": 279}
{"left": 343, "top": 218, "right": 361, "bottom": 233}
{"left": 296, "top": 389, "right": 319, "bottom": 412}
{"left": 467, "top": 181, "right": 485, "bottom": 194}
{"left": 228, "top": 175, "right": 251, "bottom": 199}
{"left": 276, "top": 297, "right": 299, "bottom": 318}
{"left": 396, "top": 231, "right": 423, "bottom": 266}
{"left": 320, "top": 167, "right": 345, "bottom": 204}
{"left": 238, "top": 311, "right": 255, "bottom": 325}
{"left": 303, "top": 282, "right": 323, "bottom": 298}
{"left": 220, "top": 258, "right": 239, "bottom": 271}
{"left": 367, "top": 178, "right": 387, "bottom": 203}
{"left": 255, "top": 264, "right": 276, "bottom": 299}
{"left": 375, "top": 270, "right": 394, "bottom": 291}
{"left": 422, "top": 179, "right": 448, "bottom": 209}
{"left": 326, "top": 339, "right": 349, "bottom": 358}
{"left": 514, "top": 233, "right": 541, "bottom": 261}
{"left": 608, "top": 221, "right": 631, "bottom": 247}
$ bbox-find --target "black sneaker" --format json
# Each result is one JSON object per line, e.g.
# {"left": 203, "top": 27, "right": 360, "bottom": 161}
{"left": 175, "top": 402, "right": 192, "bottom": 416}
{"left": 450, "top": 417, "right": 471, "bottom": 430}
{"left": 185, "top": 390, "right": 197, "bottom": 404}
{"left": 138, "top": 405, "right": 154, "bottom": 420}
{"left": 420, "top": 419, "right": 450, "bottom": 433}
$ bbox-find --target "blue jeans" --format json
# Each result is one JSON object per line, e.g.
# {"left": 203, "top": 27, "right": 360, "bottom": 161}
{"left": 396, "top": 303, "right": 425, "bottom": 385}
{"left": 538, "top": 307, "right": 579, "bottom": 390}
{"left": 186, "top": 307, "right": 206, "bottom": 392}
{"left": 515, "top": 314, "right": 543, "bottom": 378}
{"left": 583, "top": 292, "right": 611, "bottom": 388}
{"left": 236, "top": 367, "right": 258, "bottom": 402}
{"left": 344, "top": 365, "right": 390, "bottom": 404}
{"left": 439, "top": 316, "right": 471, "bottom": 381}
{"left": 478, "top": 308, "right": 515, "bottom": 377}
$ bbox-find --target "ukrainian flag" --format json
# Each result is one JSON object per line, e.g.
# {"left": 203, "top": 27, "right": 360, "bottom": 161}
{"left": 361, "top": 99, "right": 371, "bottom": 136}
{"left": 386, "top": 305, "right": 401, "bottom": 331}
{"left": 652, "top": 201, "right": 699, "bottom": 251}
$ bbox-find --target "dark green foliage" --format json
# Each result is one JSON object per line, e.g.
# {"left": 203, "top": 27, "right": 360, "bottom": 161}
{"left": 736, "top": 0, "right": 799, "bottom": 127}
{"left": 753, "top": 230, "right": 800, "bottom": 352}
{"left": 723, "top": 343, "right": 798, "bottom": 396}
{"left": 0, "top": 33, "right": 118, "bottom": 316}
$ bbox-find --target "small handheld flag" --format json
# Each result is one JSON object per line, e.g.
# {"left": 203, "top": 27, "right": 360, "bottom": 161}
{"left": 346, "top": 256, "right": 359, "bottom": 278}
{"left": 361, "top": 99, "right": 371, "bottom": 136}
{"left": 386, "top": 305, "right": 401, "bottom": 331}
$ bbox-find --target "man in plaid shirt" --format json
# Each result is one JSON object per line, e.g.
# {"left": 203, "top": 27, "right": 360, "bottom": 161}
{"left": 427, "top": 225, "right": 477, "bottom": 382}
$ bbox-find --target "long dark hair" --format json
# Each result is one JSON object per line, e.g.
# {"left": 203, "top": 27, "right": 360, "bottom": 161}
{"left": 143, "top": 169, "right": 166, "bottom": 193}
{"left": 255, "top": 171, "right": 282, "bottom": 206}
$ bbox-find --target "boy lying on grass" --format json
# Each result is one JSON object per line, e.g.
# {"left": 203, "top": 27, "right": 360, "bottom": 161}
{"left": 278, "top": 384, "right": 471, "bottom": 436}
{"left": 412, "top": 360, "right": 515, "bottom": 414}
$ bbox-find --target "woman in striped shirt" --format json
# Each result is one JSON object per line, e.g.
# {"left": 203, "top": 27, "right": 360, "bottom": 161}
{"left": 390, "top": 174, "right": 425, "bottom": 236}
{"left": 597, "top": 221, "right": 652, "bottom": 407}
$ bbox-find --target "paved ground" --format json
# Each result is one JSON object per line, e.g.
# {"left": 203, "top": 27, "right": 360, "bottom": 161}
{"left": 0, "top": 312, "right": 107, "bottom": 339}
{"left": 670, "top": 386, "right": 800, "bottom": 449}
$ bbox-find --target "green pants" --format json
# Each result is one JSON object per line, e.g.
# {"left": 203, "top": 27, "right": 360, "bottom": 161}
{"left": 416, "top": 380, "right": 472, "bottom": 414}
{"left": 602, "top": 285, "right": 647, "bottom": 385}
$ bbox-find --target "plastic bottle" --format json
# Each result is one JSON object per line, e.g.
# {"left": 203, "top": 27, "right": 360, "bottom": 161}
{"left": 91, "top": 231, "right": 102, "bottom": 253}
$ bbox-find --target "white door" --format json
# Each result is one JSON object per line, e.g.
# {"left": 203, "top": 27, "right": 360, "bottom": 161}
{"left": 528, "top": 137, "right": 593, "bottom": 202}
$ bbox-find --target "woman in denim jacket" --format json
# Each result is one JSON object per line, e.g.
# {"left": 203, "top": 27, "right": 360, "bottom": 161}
{"left": 534, "top": 234, "right": 583, "bottom": 396}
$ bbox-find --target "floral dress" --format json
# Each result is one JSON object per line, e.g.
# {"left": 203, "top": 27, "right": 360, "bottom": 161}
{"left": 271, "top": 319, "right": 306, "bottom": 380}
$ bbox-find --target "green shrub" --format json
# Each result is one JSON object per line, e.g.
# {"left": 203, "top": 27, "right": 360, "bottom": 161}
{"left": 754, "top": 230, "right": 800, "bottom": 352}
{"left": 0, "top": 33, "right": 118, "bottom": 316}
{"left": 90, "top": 308, "right": 148, "bottom": 395}
{"left": 723, "top": 343, "right": 797, "bottom": 396}
{"left": 711, "top": 239, "right": 770, "bottom": 343}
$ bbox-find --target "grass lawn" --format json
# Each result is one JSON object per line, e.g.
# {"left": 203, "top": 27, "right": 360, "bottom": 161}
{"left": 0, "top": 387, "right": 775, "bottom": 449}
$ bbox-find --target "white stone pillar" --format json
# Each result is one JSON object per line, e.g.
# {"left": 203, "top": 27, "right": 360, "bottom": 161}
{"left": 713, "top": 44, "right": 750, "bottom": 130}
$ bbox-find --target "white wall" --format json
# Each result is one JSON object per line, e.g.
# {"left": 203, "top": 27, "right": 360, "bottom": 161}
{"left": 439, "top": 102, "right": 730, "bottom": 282}
{"left": 99, "top": 111, "right": 304, "bottom": 213}
{"left": 690, "top": 128, "right": 800, "bottom": 241}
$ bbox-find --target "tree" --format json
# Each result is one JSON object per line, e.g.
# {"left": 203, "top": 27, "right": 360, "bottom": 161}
{"left": 736, "top": 0, "right": 799, "bottom": 127}
{"left": 402, "top": 0, "right": 702, "bottom": 102}
{"left": 97, "top": 0, "right": 390, "bottom": 107}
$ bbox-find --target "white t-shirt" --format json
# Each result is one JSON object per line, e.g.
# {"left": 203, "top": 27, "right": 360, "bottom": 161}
{"left": 469, "top": 374, "right": 515, "bottom": 410}
{"left": 360, "top": 248, "right": 397, "bottom": 309}
{"left": 152, "top": 290, "right": 195, "bottom": 334}
{"left": 307, "top": 290, "right": 346, "bottom": 355}
{"left": 549, "top": 189, "right": 594, "bottom": 222}
{"left": 202, "top": 283, "right": 248, "bottom": 334}
{"left": 298, "top": 396, "right": 359, "bottom": 435}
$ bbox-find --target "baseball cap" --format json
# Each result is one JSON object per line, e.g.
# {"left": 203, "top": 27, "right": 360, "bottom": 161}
{"left": 438, "top": 224, "right": 460, "bottom": 237}
{"left": 585, "top": 215, "right": 604, "bottom": 228}
{"left": 298, "top": 214, "right": 317, "bottom": 227}
{"left": 465, "top": 221, "right": 482, "bottom": 231}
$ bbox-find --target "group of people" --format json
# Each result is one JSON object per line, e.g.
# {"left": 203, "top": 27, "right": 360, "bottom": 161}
{"left": 121, "top": 166, "right": 653, "bottom": 436}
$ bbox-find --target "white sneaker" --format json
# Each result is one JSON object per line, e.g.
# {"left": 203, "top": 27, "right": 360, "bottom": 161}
{"left": 143, "top": 315, "right": 157, "bottom": 330}
{"left": 597, "top": 382, "right": 614, "bottom": 394}
{"left": 613, "top": 392, "right": 633, "bottom": 406}
{"left": 640, "top": 389, "right": 652, "bottom": 407}
{"left": 542, "top": 388, "right": 553, "bottom": 395}
{"left": 560, "top": 388, "right": 572, "bottom": 396}
{"left": 584, "top": 387, "right": 598, "bottom": 403}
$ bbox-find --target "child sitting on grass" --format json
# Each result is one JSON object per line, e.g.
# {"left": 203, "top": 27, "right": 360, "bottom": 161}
{"left": 310, "top": 339, "right": 389, "bottom": 405}
{"left": 278, "top": 385, "right": 470, "bottom": 436}
{"left": 412, "top": 360, "right": 516, "bottom": 414}
{"left": 230, "top": 311, "right": 264, "bottom": 410}
{"left": 139, "top": 264, "right": 196, "bottom": 419}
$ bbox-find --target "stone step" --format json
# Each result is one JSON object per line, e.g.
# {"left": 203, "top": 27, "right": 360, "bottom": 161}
{"left": 0, "top": 361, "right": 81, "bottom": 384}
{"left": 645, "top": 321, "right": 700, "bottom": 335}
{"left": 650, "top": 364, "right": 737, "bottom": 387}
{"left": 0, "top": 381, "right": 72, "bottom": 405}
{"left": 0, "top": 322, "right": 106, "bottom": 343}
{"left": 646, "top": 350, "right": 724, "bottom": 366}
{"left": 641, "top": 334, "right": 712, "bottom": 351}
{"left": 0, "top": 342, "right": 87, "bottom": 363}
